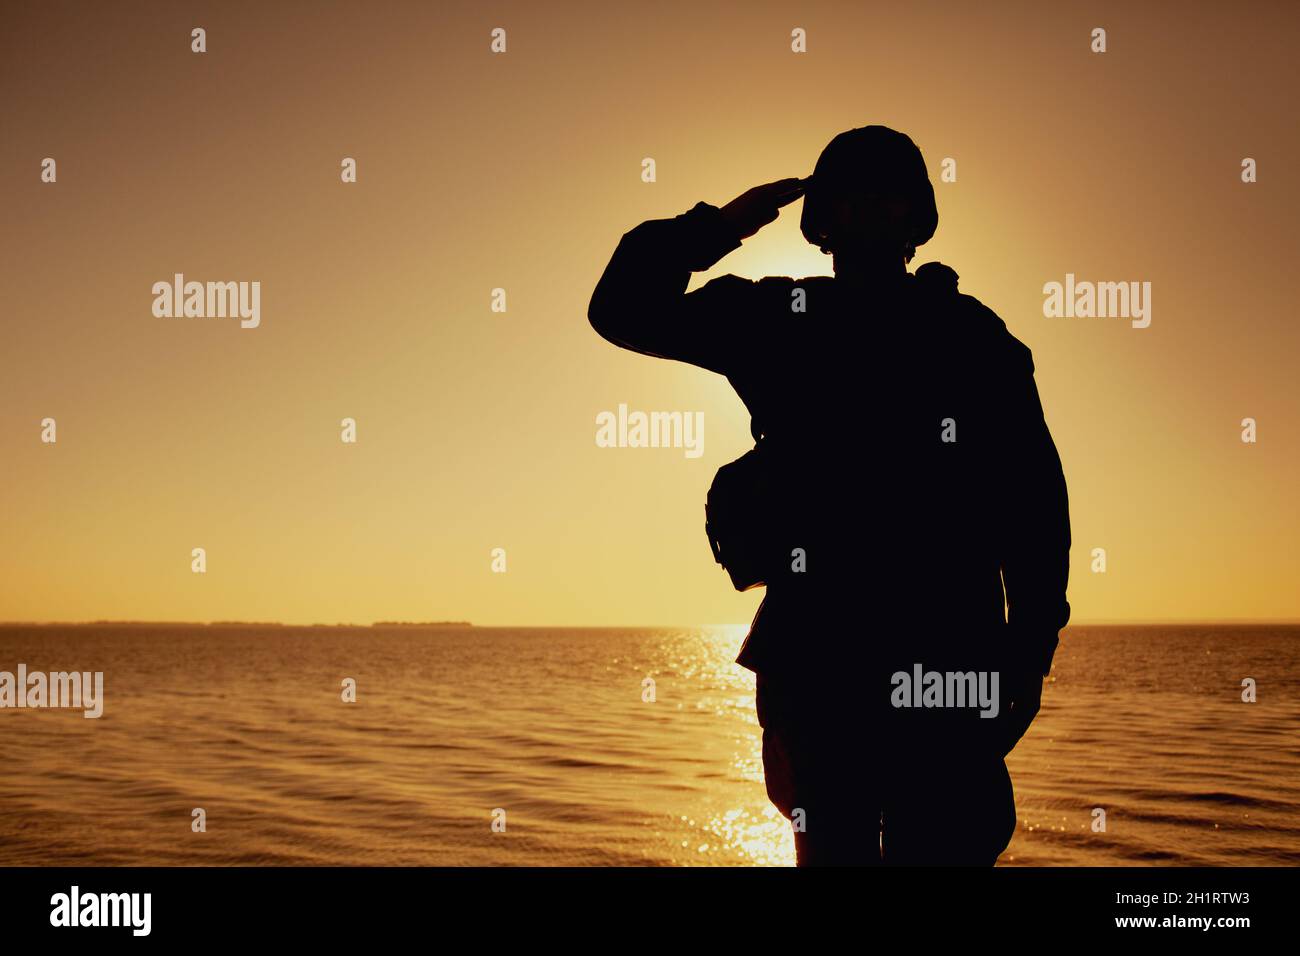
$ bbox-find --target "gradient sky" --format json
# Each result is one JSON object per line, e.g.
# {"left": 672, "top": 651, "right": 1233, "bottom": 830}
{"left": 2, "top": 1, "right": 1297, "bottom": 625}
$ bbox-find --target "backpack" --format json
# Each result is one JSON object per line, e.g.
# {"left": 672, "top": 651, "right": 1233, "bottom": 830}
{"left": 704, "top": 419, "right": 773, "bottom": 591}
{"left": 704, "top": 261, "right": 961, "bottom": 591}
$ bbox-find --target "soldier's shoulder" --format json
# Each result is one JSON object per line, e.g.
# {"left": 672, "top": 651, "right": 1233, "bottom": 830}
{"left": 960, "top": 296, "right": 1032, "bottom": 366}
{"left": 951, "top": 291, "right": 1010, "bottom": 335}
{"left": 916, "top": 264, "right": 1033, "bottom": 369}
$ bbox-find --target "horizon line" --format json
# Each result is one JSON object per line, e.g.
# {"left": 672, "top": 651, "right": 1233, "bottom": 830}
{"left": 2, "top": 618, "right": 1300, "bottom": 629}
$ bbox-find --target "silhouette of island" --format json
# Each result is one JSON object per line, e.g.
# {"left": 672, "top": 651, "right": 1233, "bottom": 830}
{"left": 370, "top": 621, "right": 473, "bottom": 628}
{"left": 0, "top": 620, "right": 473, "bottom": 628}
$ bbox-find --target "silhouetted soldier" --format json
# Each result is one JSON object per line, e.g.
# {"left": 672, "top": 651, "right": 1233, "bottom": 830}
{"left": 589, "top": 126, "right": 1070, "bottom": 865}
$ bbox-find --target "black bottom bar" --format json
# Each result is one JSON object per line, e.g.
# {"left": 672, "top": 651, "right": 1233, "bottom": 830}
{"left": 1, "top": 866, "right": 1290, "bottom": 941}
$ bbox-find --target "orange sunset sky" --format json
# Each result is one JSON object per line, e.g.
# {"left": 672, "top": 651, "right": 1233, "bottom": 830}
{"left": 2, "top": 1, "right": 1297, "bottom": 626}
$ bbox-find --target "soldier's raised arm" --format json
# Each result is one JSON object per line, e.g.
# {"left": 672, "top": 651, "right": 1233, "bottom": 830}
{"left": 588, "top": 178, "right": 804, "bottom": 375}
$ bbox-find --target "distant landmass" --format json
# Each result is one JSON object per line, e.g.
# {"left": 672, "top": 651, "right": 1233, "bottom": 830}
{"left": 0, "top": 620, "right": 473, "bottom": 628}
{"left": 371, "top": 621, "right": 472, "bottom": 628}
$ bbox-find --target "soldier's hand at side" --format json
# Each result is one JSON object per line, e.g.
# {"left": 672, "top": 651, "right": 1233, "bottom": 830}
{"left": 719, "top": 177, "right": 808, "bottom": 241}
{"left": 997, "top": 668, "right": 1044, "bottom": 759}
